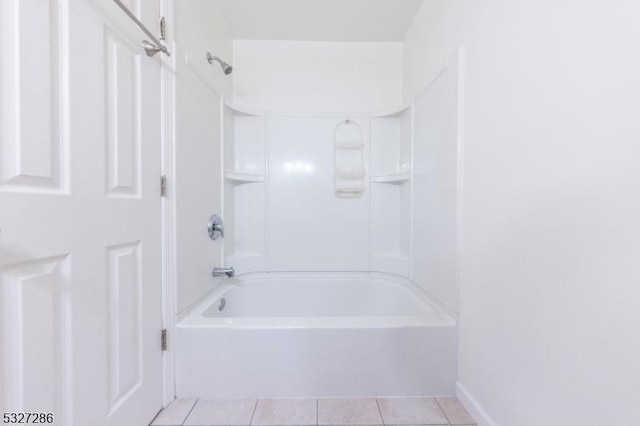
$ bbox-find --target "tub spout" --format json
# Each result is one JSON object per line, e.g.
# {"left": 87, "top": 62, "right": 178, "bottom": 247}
{"left": 212, "top": 266, "right": 235, "bottom": 278}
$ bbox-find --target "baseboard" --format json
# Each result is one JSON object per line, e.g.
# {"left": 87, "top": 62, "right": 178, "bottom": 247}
{"left": 456, "top": 381, "right": 498, "bottom": 426}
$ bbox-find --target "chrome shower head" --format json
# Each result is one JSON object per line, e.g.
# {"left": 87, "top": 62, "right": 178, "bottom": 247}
{"left": 207, "top": 52, "right": 233, "bottom": 75}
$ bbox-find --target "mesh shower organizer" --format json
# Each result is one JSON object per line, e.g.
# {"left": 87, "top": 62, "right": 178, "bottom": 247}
{"left": 333, "top": 119, "right": 365, "bottom": 198}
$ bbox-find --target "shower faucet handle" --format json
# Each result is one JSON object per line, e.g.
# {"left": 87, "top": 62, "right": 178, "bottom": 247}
{"left": 208, "top": 214, "right": 224, "bottom": 240}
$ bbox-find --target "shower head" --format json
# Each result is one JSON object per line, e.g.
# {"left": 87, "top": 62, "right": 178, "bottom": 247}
{"left": 207, "top": 52, "right": 233, "bottom": 75}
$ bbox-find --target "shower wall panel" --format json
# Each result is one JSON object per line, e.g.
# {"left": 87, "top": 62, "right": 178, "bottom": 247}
{"left": 267, "top": 117, "right": 370, "bottom": 271}
{"left": 412, "top": 56, "right": 460, "bottom": 313}
{"left": 174, "top": 58, "right": 224, "bottom": 312}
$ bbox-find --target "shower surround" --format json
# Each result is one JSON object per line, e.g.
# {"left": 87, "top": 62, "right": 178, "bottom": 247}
{"left": 174, "top": 48, "right": 462, "bottom": 400}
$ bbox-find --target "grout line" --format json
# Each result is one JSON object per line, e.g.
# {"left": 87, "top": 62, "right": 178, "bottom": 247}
{"left": 148, "top": 402, "right": 167, "bottom": 426}
{"left": 433, "top": 397, "right": 452, "bottom": 426}
{"left": 316, "top": 398, "right": 319, "bottom": 426}
{"left": 375, "top": 398, "right": 385, "bottom": 425}
{"left": 181, "top": 399, "right": 199, "bottom": 426}
{"left": 249, "top": 399, "right": 259, "bottom": 425}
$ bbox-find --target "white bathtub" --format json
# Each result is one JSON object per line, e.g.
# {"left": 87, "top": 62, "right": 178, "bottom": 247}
{"left": 176, "top": 273, "right": 457, "bottom": 398}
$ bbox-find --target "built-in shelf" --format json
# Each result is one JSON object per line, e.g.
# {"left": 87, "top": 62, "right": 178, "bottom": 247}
{"left": 224, "top": 169, "right": 266, "bottom": 183}
{"left": 223, "top": 100, "right": 265, "bottom": 117}
{"left": 370, "top": 172, "right": 411, "bottom": 184}
{"left": 370, "top": 102, "right": 412, "bottom": 119}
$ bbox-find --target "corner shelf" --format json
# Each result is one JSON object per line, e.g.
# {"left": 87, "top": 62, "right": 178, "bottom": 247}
{"left": 224, "top": 169, "right": 266, "bottom": 183}
{"left": 370, "top": 172, "right": 410, "bottom": 184}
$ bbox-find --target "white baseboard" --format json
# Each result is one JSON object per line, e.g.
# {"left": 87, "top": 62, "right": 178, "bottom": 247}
{"left": 456, "top": 381, "right": 498, "bottom": 426}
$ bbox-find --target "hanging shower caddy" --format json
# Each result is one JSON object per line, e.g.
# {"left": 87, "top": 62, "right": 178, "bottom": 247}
{"left": 333, "top": 119, "right": 365, "bottom": 198}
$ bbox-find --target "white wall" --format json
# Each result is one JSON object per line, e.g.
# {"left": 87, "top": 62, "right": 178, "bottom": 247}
{"left": 402, "top": 2, "right": 463, "bottom": 103}
{"left": 175, "top": 0, "right": 233, "bottom": 98}
{"left": 404, "top": 1, "right": 640, "bottom": 425}
{"left": 233, "top": 41, "right": 402, "bottom": 113}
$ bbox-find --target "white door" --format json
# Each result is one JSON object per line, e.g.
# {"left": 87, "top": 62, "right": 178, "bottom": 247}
{"left": 0, "top": 1, "right": 163, "bottom": 425}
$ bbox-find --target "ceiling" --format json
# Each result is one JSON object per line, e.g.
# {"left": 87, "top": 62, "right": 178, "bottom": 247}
{"left": 214, "top": 0, "right": 424, "bottom": 42}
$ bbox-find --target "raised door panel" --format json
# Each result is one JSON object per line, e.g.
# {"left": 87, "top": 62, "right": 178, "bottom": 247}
{"left": 0, "top": 0, "right": 67, "bottom": 192}
{"left": 105, "top": 31, "right": 141, "bottom": 198}
{"left": 107, "top": 243, "right": 143, "bottom": 415}
{"left": 0, "top": 256, "right": 71, "bottom": 423}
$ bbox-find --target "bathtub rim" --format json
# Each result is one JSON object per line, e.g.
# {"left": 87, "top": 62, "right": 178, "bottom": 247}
{"left": 176, "top": 271, "right": 457, "bottom": 328}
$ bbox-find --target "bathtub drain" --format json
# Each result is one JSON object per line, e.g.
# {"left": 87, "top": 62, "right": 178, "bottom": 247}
{"left": 218, "top": 297, "right": 226, "bottom": 312}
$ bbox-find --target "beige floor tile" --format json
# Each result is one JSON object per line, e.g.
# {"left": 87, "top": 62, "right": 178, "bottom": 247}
{"left": 436, "top": 397, "right": 476, "bottom": 425}
{"left": 151, "top": 398, "right": 197, "bottom": 426}
{"left": 184, "top": 399, "right": 257, "bottom": 426}
{"left": 377, "top": 397, "right": 448, "bottom": 425}
{"left": 318, "top": 398, "right": 382, "bottom": 425}
{"left": 252, "top": 399, "right": 317, "bottom": 426}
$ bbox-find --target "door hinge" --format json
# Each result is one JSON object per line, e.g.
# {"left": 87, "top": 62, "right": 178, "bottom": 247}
{"left": 161, "top": 329, "right": 167, "bottom": 351}
{"left": 160, "top": 174, "right": 167, "bottom": 197}
{"left": 160, "top": 17, "right": 166, "bottom": 40}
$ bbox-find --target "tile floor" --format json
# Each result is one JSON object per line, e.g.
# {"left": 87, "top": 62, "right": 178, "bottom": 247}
{"left": 150, "top": 396, "right": 476, "bottom": 426}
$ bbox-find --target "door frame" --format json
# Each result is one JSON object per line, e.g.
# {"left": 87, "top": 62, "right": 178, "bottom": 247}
{"left": 159, "top": 0, "right": 176, "bottom": 407}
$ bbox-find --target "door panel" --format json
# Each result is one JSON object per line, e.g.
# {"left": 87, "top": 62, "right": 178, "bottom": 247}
{"left": 105, "top": 29, "right": 143, "bottom": 198}
{"left": 0, "top": 0, "right": 66, "bottom": 193}
{"left": 0, "top": 256, "right": 72, "bottom": 423}
{"left": 0, "top": 0, "right": 163, "bottom": 425}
